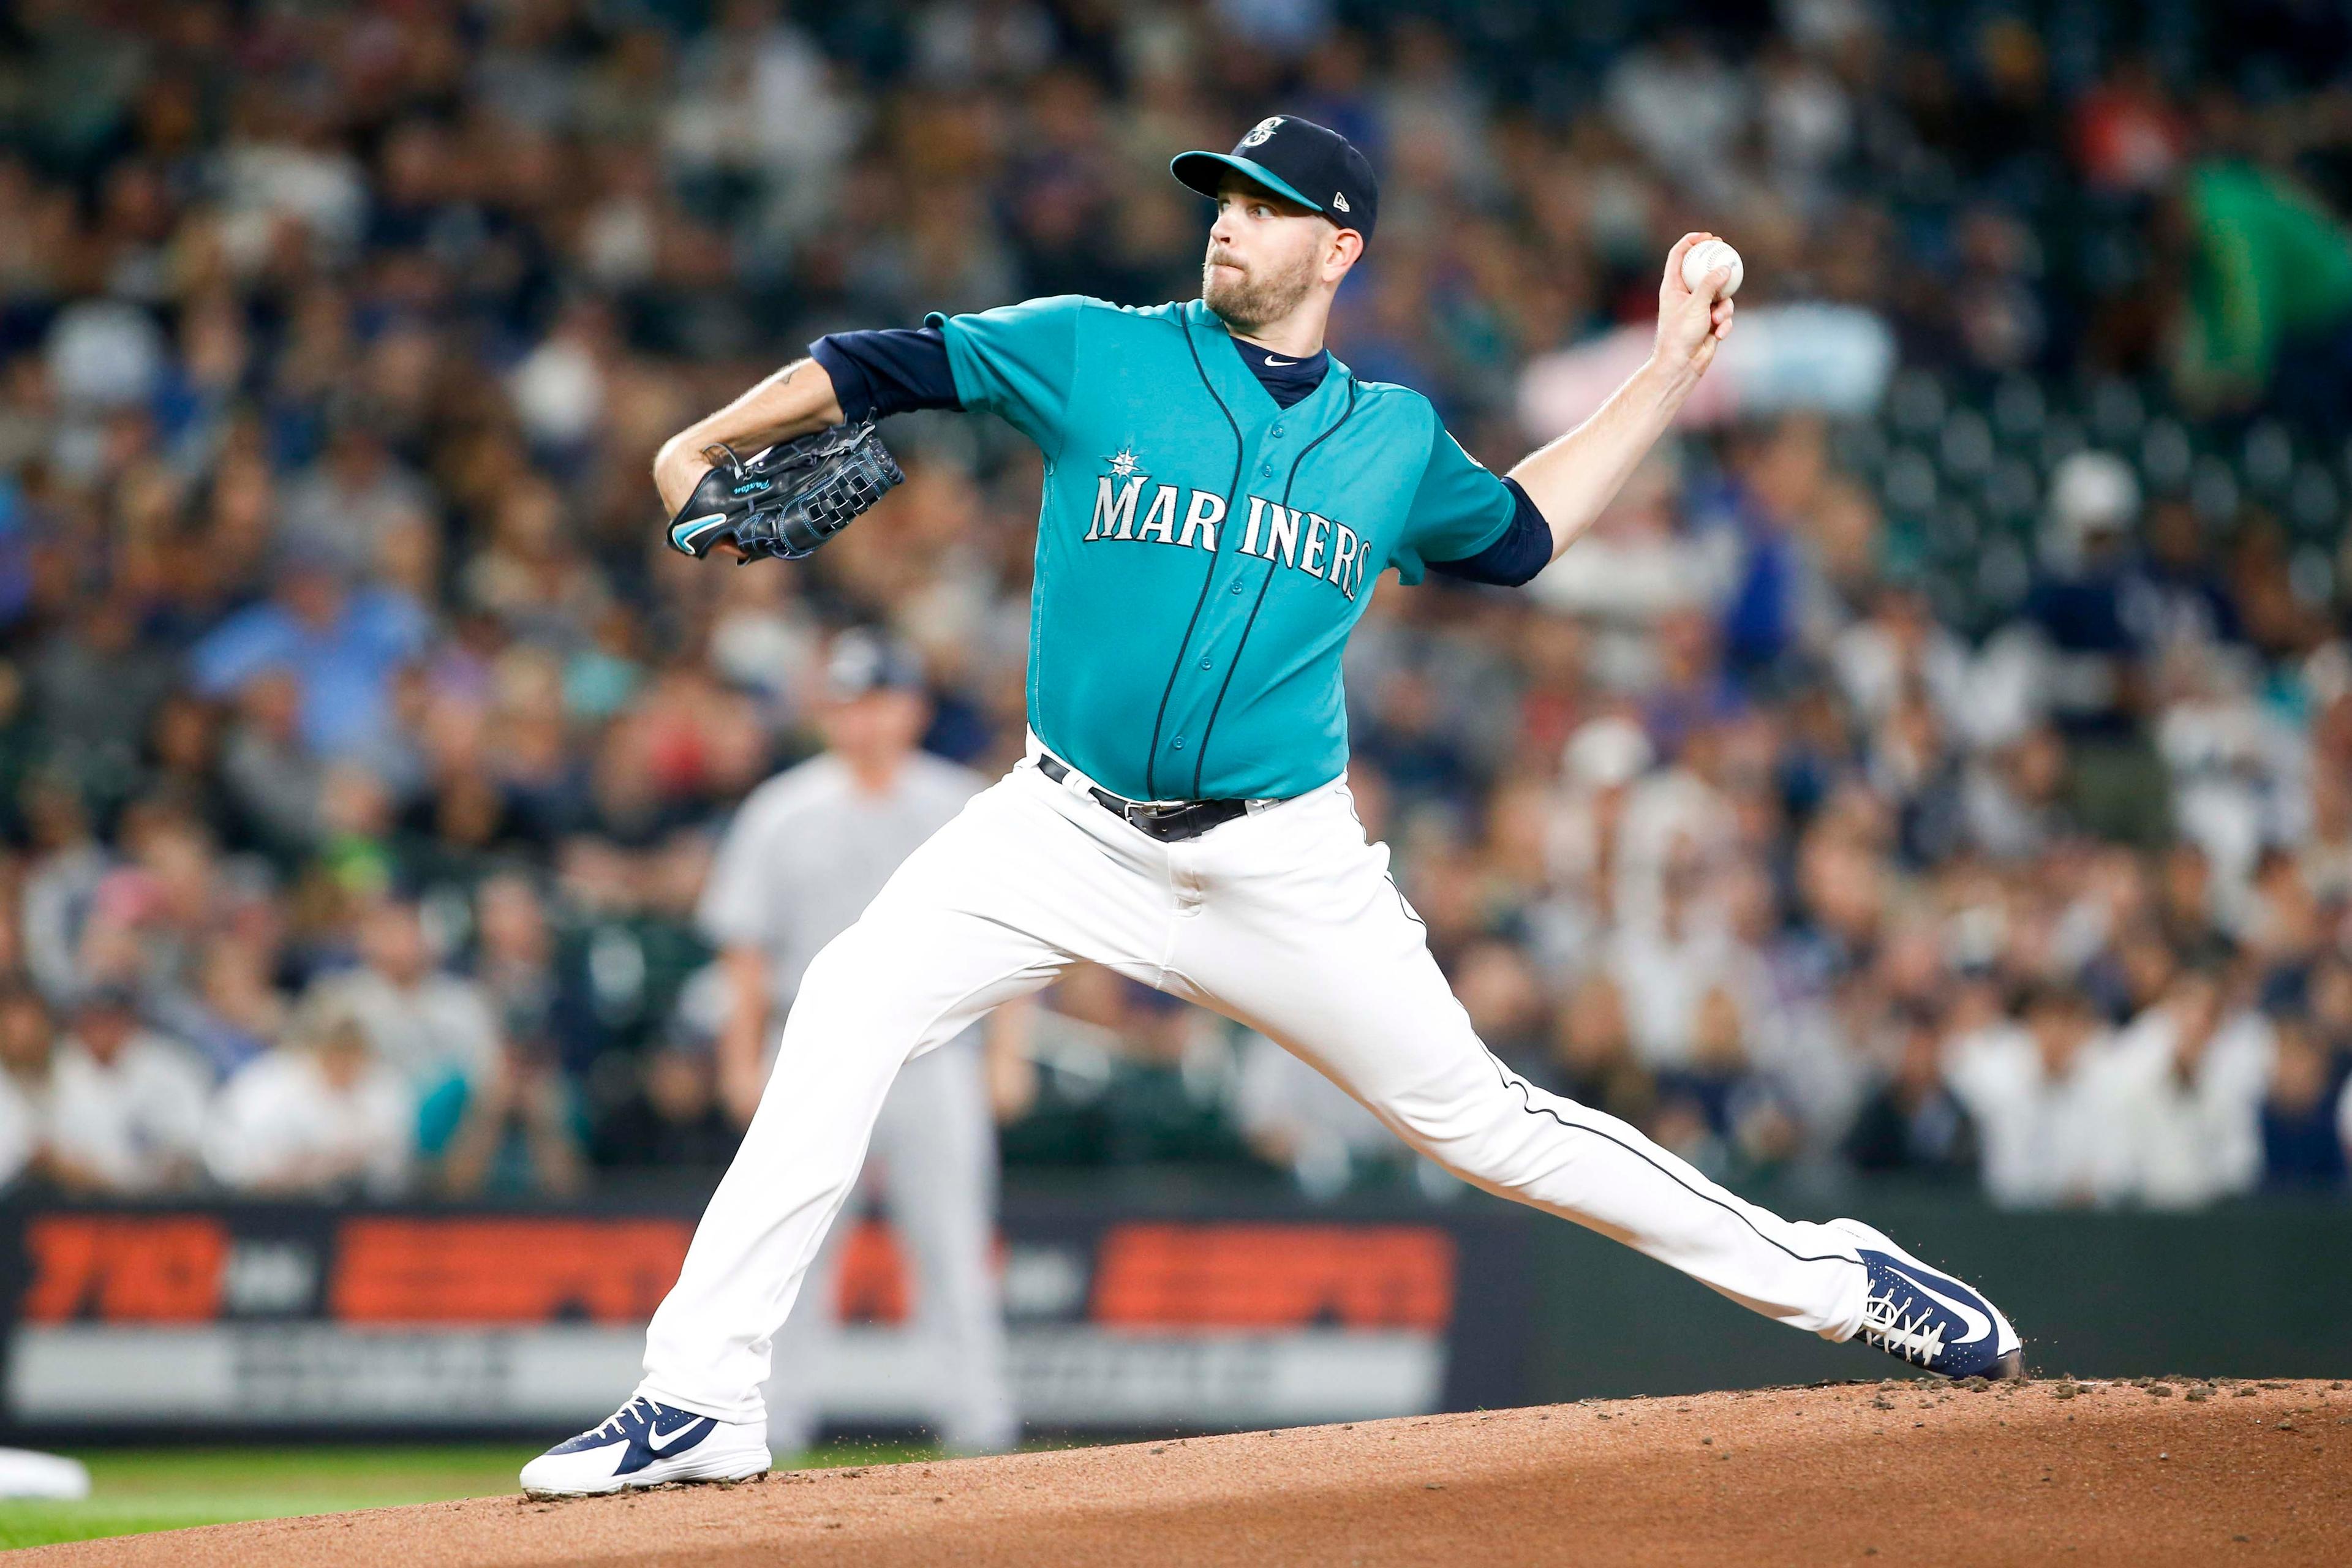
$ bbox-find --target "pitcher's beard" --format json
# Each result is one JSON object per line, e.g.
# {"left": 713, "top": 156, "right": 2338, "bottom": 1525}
{"left": 1202, "top": 251, "right": 1314, "bottom": 332}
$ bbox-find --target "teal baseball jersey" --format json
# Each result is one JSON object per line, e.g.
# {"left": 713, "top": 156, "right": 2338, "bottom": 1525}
{"left": 930, "top": 294, "right": 1515, "bottom": 802}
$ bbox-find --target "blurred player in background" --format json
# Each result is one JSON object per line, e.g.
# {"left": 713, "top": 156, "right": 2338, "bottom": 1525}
{"left": 696, "top": 629, "right": 1018, "bottom": 1457}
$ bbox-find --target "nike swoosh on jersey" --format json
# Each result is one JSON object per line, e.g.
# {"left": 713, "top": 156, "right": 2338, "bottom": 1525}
{"left": 1882, "top": 1259, "right": 1994, "bottom": 1346}
{"left": 1263, "top": 356, "right": 1296, "bottom": 366}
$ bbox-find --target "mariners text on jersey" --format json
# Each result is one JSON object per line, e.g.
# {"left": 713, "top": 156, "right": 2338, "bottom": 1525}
{"left": 930, "top": 293, "right": 1516, "bottom": 804}
{"left": 1083, "top": 454, "right": 1374, "bottom": 604}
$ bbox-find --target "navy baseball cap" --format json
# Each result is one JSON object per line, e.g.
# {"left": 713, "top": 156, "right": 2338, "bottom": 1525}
{"left": 823, "top": 628, "right": 924, "bottom": 700}
{"left": 1170, "top": 115, "right": 1378, "bottom": 244}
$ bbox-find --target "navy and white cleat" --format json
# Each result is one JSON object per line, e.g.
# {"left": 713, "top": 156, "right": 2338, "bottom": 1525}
{"left": 1831, "top": 1219, "right": 2024, "bottom": 1381}
{"left": 520, "top": 1396, "right": 771, "bottom": 1498}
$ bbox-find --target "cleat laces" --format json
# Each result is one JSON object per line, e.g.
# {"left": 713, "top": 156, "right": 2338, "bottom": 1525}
{"left": 1858, "top": 1287, "right": 1948, "bottom": 1366}
{"left": 591, "top": 1397, "right": 653, "bottom": 1442}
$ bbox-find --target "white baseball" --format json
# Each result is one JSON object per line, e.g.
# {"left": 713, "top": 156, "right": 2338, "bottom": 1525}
{"left": 1681, "top": 238, "right": 1743, "bottom": 298}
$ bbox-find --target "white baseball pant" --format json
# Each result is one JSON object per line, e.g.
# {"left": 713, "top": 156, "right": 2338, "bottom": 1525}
{"left": 760, "top": 1037, "right": 1016, "bottom": 1455}
{"left": 639, "top": 750, "right": 1869, "bottom": 1421}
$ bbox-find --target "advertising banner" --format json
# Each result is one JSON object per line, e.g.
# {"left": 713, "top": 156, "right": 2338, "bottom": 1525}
{"left": 0, "top": 1197, "right": 1533, "bottom": 1438}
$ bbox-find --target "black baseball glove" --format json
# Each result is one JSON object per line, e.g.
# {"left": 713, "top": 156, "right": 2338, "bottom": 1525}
{"left": 664, "top": 422, "right": 904, "bottom": 565}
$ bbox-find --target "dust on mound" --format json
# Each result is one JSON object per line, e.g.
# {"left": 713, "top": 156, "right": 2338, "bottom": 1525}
{"left": 19, "top": 1379, "right": 2351, "bottom": 1567}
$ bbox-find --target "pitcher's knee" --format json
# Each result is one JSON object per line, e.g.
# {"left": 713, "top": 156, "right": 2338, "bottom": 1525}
{"left": 1387, "top": 1071, "right": 1599, "bottom": 1193}
{"left": 1385, "top": 1074, "right": 1532, "bottom": 1159}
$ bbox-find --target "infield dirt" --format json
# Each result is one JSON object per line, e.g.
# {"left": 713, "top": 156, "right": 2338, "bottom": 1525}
{"left": 15, "top": 1378, "right": 2349, "bottom": 1566}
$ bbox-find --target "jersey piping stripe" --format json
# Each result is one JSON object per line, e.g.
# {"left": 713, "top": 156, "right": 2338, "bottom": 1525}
{"left": 1190, "top": 377, "right": 1360, "bottom": 798}
{"left": 1144, "top": 314, "right": 1248, "bottom": 799}
{"left": 1476, "top": 1047, "right": 1853, "bottom": 1268}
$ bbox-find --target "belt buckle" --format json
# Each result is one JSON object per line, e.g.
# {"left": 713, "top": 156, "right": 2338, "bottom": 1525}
{"left": 1125, "top": 799, "right": 1196, "bottom": 841}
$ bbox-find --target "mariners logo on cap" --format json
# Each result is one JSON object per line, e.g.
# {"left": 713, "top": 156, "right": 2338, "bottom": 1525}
{"left": 1239, "top": 116, "right": 1283, "bottom": 148}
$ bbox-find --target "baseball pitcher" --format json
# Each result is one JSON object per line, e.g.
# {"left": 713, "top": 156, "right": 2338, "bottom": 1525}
{"left": 524, "top": 115, "right": 2021, "bottom": 1498}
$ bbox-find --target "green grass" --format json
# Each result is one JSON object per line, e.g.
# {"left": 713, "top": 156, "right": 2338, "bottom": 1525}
{"left": 0, "top": 1439, "right": 941, "bottom": 1552}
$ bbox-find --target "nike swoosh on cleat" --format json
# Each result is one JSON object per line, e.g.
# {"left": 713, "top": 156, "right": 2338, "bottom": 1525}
{"left": 1882, "top": 1259, "right": 1995, "bottom": 1347}
{"left": 644, "top": 1417, "right": 714, "bottom": 1455}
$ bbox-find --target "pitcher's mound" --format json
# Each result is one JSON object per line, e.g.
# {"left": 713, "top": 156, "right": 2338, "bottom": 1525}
{"left": 21, "top": 1379, "right": 2351, "bottom": 1566}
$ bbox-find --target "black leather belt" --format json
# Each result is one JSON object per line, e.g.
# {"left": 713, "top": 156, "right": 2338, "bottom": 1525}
{"left": 1036, "top": 752, "right": 1252, "bottom": 843}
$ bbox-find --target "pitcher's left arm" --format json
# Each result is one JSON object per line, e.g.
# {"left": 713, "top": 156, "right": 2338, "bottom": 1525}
{"left": 1506, "top": 232, "right": 1736, "bottom": 564}
{"left": 1420, "top": 233, "right": 1733, "bottom": 589}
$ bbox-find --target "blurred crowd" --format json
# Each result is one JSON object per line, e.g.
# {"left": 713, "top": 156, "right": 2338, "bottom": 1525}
{"left": 4, "top": 0, "right": 2352, "bottom": 1208}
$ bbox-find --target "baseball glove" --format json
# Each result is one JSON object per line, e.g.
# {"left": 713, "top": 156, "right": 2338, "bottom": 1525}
{"left": 664, "top": 422, "right": 904, "bottom": 564}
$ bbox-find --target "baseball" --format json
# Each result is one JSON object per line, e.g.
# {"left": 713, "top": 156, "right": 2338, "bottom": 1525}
{"left": 1681, "top": 238, "right": 1744, "bottom": 298}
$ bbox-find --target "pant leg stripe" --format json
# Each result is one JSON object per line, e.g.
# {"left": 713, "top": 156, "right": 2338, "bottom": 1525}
{"left": 1479, "top": 1050, "right": 1852, "bottom": 1267}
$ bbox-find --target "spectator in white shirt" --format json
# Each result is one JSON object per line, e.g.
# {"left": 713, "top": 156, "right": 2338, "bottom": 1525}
{"left": 1942, "top": 984, "right": 2126, "bottom": 1208}
{"left": 1832, "top": 580, "right": 1978, "bottom": 738}
{"left": 306, "top": 897, "right": 502, "bottom": 1167}
{"left": 1546, "top": 715, "right": 1654, "bottom": 927}
{"left": 2103, "top": 972, "right": 2274, "bottom": 1209}
{"left": 1607, "top": 845, "right": 1744, "bottom": 1070}
{"left": 1526, "top": 454, "right": 1732, "bottom": 693}
{"left": 0, "top": 985, "right": 58, "bottom": 1191}
{"left": 205, "top": 995, "right": 415, "bottom": 1196}
{"left": 1607, "top": 31, "right": 1750, "bottom": 198}
{"left": 45, "top": 985, "right": 209, "bottom": 1194}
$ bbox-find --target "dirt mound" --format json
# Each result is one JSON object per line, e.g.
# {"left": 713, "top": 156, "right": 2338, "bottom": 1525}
{"left": 20, "top": 1379, "right": 2350, "bottom": 1566}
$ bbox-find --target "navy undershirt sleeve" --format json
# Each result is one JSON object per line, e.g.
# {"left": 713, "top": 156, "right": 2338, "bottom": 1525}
{"left": 809, "top": 327, "right": 963, "bottom": 421}
{"left": 1426, "top": 478, "right": 1555, "bottom": 587}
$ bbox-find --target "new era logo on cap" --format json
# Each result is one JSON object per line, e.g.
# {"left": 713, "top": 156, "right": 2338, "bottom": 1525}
{"left": 1169, "top": 115, "right": 1379, "bottom": 244}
